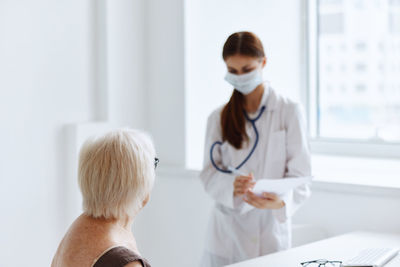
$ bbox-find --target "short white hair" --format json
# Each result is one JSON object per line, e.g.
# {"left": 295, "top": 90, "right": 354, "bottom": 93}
{"left": 78, "top": 129, "right": 156, "bottom": 219}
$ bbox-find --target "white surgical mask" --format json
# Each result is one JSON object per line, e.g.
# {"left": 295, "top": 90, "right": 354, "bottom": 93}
{"left": 224, "top": 68, "right": 263, "bottom": 95}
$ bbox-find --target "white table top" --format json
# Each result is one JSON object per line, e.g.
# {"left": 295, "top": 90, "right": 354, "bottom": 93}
{"left": 226, "top": 231, "right": 400, "bottom": 267}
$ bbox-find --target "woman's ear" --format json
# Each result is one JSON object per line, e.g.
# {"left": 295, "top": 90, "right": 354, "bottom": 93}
{"left": 262, "top": 56, "right": 267, "bottom": 68}
{"left": 142, "top": 194, "right": 150, "bottom": 208}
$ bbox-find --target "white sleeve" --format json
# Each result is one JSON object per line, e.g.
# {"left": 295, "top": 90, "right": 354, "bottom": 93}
{"left": 273, "top": 103, "right": 312, "bottom": 223}
{"left": 199, "top": 112, "right": 240, "bottom": 210}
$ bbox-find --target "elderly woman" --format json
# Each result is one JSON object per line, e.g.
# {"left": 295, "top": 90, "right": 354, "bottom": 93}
{"left": 52, "top": 129, "right": 157, "bottom": 267}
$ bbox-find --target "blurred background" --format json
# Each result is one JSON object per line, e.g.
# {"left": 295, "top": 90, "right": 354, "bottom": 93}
{"left": 0, "top": 0, "right": 399, "bottom": 266}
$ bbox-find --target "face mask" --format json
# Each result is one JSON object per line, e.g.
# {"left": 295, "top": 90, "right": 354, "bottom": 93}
{"left": 224, "top": 68, "right": 263, "bottom": 95}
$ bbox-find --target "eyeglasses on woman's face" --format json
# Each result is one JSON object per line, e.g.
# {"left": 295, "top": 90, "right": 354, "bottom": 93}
{"left": 154, "top": 157, "right": 159, "bottom": 170}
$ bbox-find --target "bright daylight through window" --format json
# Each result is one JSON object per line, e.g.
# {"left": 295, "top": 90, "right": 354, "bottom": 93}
{"left": 312, "top": 0, "right": 400, "bottom": 142}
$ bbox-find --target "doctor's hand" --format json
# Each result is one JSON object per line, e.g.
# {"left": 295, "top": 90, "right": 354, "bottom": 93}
{"left": 243, "top": 190, "right": 285, "bottom": 210}
{"left": 233, "top": 173, "right": 255, "bottom": 197}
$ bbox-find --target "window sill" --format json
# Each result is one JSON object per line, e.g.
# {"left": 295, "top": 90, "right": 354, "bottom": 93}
{"left": 310, "top": 140, "right": 400, "bottom": 158}
{"left": 311, "top": 154, "right": 400, "bottom": 188}
{"left": 156, "top": 155, "right": 400, "bottom": 198}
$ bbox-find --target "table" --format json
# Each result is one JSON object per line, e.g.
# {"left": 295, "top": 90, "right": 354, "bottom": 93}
{"left": 226, "top": 231, "right": 400, "bottom": 267}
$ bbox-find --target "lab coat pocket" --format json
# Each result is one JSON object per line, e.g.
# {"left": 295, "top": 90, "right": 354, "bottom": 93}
{"left": 267, "top": 130, "right": 287, "bottom": 177}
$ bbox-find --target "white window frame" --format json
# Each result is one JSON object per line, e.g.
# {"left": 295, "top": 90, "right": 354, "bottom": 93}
{"left": 306, "top": 0, "right": 400, "bottom": 158}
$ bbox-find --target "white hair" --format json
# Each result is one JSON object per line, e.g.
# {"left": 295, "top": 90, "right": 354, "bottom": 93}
{"left": 78, "top": 129, "right": 156, "bottom": 219}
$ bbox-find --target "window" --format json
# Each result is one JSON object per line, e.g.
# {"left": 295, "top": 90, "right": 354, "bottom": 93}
{"left": 308, "top": 0, "right": 400, "bottom": 156}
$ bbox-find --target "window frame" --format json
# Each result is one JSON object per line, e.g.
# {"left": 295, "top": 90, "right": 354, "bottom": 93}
{"left": 306, "top": 0, "right": 400, "bottom": 158}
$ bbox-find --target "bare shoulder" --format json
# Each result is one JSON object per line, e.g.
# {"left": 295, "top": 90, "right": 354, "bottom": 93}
{"left": 124, "top": 261, "right": 145, "bottom": 267}
{"left": 54, "top": 215, "right": 117, "bottom": 266}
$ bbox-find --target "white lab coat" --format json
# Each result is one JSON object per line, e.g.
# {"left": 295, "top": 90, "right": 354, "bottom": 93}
{"left": 199, "top": 85, "right": 311, "bottom": 267}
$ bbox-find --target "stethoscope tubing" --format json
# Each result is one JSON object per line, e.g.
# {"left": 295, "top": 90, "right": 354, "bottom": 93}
{"left": 210, "top": 105, "right": 266, "bottom": 174}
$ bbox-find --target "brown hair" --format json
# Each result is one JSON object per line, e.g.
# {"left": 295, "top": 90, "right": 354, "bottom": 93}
{"left": 221, "top": 32, "right": 265, "bottom": 149}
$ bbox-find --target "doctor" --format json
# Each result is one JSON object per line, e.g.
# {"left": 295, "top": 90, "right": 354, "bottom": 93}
{"left": 200, "top": 31, "right": 311, "bottom": 267}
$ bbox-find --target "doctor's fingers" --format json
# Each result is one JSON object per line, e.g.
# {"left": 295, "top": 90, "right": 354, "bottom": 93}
{"left": 234, "top": 189, "right": 246, "bottom": 196}
{"left": 235, "top": 176, "right": 253, "bottom": 183}
{"left": 245, "top": 191, "right": 266, "bottom": 206}
{"left": 234, "top": 178, "right": 254, "bottom": 187}
{"left": 262, "top": 192, "right": 278, "bottom": 200}
{"left": 235, "top": 182, "right": 254, "bottom": 192}
{"left": 234, "top": 181, "right": 255, "bottom": 191}
{"left": 243, "top": 196, "right": 263, "bottom": 209}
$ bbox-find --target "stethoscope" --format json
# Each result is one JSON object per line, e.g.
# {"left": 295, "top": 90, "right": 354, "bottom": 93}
{"left": 210, "top": 105, "right": 266, "bottom": 174}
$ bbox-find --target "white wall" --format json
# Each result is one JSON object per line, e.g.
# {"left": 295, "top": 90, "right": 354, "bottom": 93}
{"left": 295, "top": 182, "right": 400, "bottom": 236}
{"left": 133, "top": 171, "right": 213, "bottom": 267}
{"left": 146, "top": 0, "right": 186, "bottom": 167}
{"left": 0, "top": 1, "right": 94, "bottom": 265}
{"left": 106, "top": 0, "right": 148, "bottom": 127}
{"left": 0, "top": 1, "right": 148, "bottom": 266}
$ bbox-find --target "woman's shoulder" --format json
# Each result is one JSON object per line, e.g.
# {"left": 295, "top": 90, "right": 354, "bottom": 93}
{"left": 206, "top": 104, "right": 225, "bottom": 125}
{"left": 209, "top": 104, "right": 225, "bottom": 118}
{"left": 93, "top": 246, "right": 150, "bottom": 267}
{"left": 269, "top": 88, "right": 302, "bottom": 112}
{"left": 52, "top": 216, "right": 123, "bottom": 267}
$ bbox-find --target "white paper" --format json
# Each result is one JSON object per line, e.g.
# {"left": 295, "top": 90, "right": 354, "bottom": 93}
{"left": 239, "top": 176, "right": 313, "bottom": 214}
{"left": 252, "top": 176, "right": 312, "bottom": 196}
